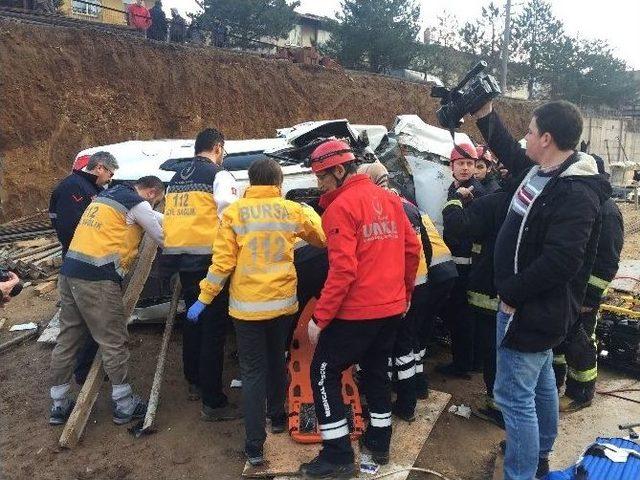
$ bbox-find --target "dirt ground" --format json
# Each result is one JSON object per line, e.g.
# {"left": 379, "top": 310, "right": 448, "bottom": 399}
{"left": 0, "top": 19, "right": 534, "bottom": 222}
{"left": 0, "top": 290, "right": 505, "bottom": 480}
{"left": 1, "top": 281, "right": 638, "bottom": 479}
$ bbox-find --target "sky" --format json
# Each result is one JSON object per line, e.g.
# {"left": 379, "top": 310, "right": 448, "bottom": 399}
{"left": 161, "top": 0, "right": 640, "bottom": 70}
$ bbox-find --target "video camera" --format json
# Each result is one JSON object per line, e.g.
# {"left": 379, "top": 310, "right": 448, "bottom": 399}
{"left": 431, "top": 61, "right": 502, "bottom": 130}
{"left": 0, "top": 269, "right": 23, "bottom": 298}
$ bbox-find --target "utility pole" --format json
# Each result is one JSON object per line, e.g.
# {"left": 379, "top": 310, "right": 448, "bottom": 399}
{"left": 501, "top": 0, "right": 512, "bottom": 92}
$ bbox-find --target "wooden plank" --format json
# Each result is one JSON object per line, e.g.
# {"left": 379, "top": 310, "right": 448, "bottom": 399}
{"left": 58, "top": 234, "right": 159, "bottom": 449}
{"left": 0, "top": 324, "right": 40, "bottom": 353}
{"left": 242, "top": 390, "right": 451, "bottom": 479}
{"left": 139, "top": 279, "right": 181, "bottom": 434}
{"left": 34, "top": 280, "right": 57, "bottom": 296}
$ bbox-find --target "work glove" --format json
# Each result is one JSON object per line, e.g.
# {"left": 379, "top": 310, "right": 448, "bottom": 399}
{"left": 186, "top": 300, "right": 206, "bottom": 323}
{"left": 308, "top": 317, "right": 322, "bottom": 346}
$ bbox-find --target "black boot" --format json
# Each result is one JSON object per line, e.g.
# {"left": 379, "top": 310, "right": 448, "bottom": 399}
{"left": 299, "top": 456, "right": 356, "bottom": 479}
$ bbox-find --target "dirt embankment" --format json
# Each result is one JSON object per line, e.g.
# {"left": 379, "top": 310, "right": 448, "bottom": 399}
{"left": 0, "top": 19, "right": 534, "bottom": 221}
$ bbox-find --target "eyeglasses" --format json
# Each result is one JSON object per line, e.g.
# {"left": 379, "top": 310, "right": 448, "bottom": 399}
{"left": 100, "top": 164, "right": 114, "bottom": 178}
{"left": 222, "top": 147, "right": 227, "bottom": 158}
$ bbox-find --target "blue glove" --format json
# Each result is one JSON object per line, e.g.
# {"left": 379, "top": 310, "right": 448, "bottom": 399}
{"left": 186, "top": 301, "right": 206, "bottom": 322}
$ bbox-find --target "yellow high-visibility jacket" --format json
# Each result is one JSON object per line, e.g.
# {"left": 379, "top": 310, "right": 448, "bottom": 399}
{"left": 63, "top": 184, "right": 144, "bottom": 282}
{"left": 163, "top": 156, "right": 238, "bottom": 271}
{"left": 198, "top": 185, "right": 326, "bottom": 320}
{"left": 421, "top": 214, "right": 458, "bottom": 284}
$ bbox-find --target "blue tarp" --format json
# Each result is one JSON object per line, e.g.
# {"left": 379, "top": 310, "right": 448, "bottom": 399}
{"left": 546, "top": 437, "right": 640, "bottom": 480}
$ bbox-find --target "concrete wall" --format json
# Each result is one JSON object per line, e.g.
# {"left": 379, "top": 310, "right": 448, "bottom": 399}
{"left": 582, "top": 115, "right": 640, "bottom": 185}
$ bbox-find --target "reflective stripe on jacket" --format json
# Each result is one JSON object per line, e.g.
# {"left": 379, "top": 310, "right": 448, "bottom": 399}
{"left": 164, "top": 158, "right": 221, "bottom": 256}
{"left": 421, "top": 214, "right": 457, "bottom": 284}
{"left": 198, "top": 185, "right": 326, "bottom": 321}
{"left": 61, "top": 184, "right": 144, "bottom": 282}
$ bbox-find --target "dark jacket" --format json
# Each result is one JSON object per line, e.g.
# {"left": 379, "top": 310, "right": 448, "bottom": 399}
{"left": 443, "top": 177, "right": 486, "bottom": 261}
{"left": 442, "top": 190, "right": 510, "bottom": 309}
{"left": 480, "top": 175, "right": 501, "bottom": 194}
{"left": 583, "top": 198, "right": 624, "bottom": 309}
{"left": 48, "top": 170, "right": 102, "bottom": 255}
{"left": 477, "top": 110, "right": 611, "bottom": 352}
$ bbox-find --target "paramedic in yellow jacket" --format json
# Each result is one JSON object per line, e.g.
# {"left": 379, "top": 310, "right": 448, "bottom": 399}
{"left": 49, "top": 176, "right": 165, "bottom": 427}
{"left": 161, "top": 127, "right": 239, "bottom": 420}
{"left": 187, "top": 158, "right": 325, "bottom": 467}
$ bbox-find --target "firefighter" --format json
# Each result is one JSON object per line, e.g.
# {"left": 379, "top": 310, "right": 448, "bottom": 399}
{"left": 437, "top": 143, "right": 486, "bottom": 379}
{"left": 161, "top": 128, "right": 239, "bottom": 420}
{"left": 475, "top": 145, "right": 501, "bottom": 194}
{"left": 299, "top": 140, "right": 420, "bottom": 478}
{"left": 49, "top": 176, "right": 165, "bottom": 426}
{"left": 187, "top": 158, "right": 326, "bottom": 466}
{"left": 442, "top": 188, "right": 514, "bottom": 427}
{"left": 358, "top": 161, "right": 431, "bottom": 421}
{"left": 553, "top": 155, "right": 624, "bottom": 412}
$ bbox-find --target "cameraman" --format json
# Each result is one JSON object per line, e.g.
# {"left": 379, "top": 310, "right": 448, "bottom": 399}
{"left": 473, "top": 100, "right": 609, "bottom": 480}
{"left": 1, "top": 271, "right": 20, "bottom": 306}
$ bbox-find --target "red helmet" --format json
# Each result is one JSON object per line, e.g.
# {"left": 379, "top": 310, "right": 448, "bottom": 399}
{"left": 309, "top": 139, "right": 356, "bottom": 173}
{"left": 476, "top": 145, "right": 495, "bottom": 165}
{"left": 450, "top": 143, "right": 478, "bottom": 164}
{"left": 72, "top": 154, "right": 90, "bottom": 171}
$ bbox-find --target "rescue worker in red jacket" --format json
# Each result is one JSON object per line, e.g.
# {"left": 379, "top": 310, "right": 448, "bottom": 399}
{"left": 300, "top": 140, "right": 421, "bottom": 478}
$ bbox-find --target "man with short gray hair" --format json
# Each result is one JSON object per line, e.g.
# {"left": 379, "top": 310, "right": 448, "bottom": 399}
{"left": 50, "top": 151, "right": 119, "bottom": 256}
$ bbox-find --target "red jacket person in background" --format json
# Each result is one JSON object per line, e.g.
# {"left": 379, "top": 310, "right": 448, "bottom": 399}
{"left": 127, "top": 0, "right": 152, "bottom": 33}
{"left": 300, "top": 139, "right": 420, "bottom": 478}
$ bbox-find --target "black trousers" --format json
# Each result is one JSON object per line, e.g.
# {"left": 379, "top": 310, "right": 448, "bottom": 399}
{"left": 472, "top": 306, "right": 498, "bottom": 398}
{"left": 394, "top": 284, "right": 428, "bottom": 413}
{"left": 442, "top": 268, "right": 474, "bottom": 371}
{"left": 234, "top": 315, "right": 293, "bottom": 451}
{"left": 416, "top": 278, "right": 456, "bottom": 355}
{"left": 553, "top": 309, "right": 598, "bottom": 403}
{"left": 73, "top": 336, "right": 99, "bottom": 384}
{"left": 311, "top": 316, "right": 399, "bottom": 465}
{"left": 180, "top": 270, "right": 230, "bottom": 408}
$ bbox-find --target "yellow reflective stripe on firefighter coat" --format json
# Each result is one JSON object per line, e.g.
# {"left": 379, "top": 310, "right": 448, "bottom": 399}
{"left": 65, "top": 185, "right": 144, "bottom": 280}
{"left": 164, "top": 157, "right": 230, "bottom": 256}
{"left": 198, "top": 185, "right": 326, "bottom": 321}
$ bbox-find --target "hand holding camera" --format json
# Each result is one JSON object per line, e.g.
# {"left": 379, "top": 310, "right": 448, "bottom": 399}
{"left": 0, "top": 270, "right": 22, "bottom": 306}
{"left": 431, "top": 61, "right": 501, "bottom": 130}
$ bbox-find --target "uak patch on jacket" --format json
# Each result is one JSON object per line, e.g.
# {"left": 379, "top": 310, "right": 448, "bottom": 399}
{"left": 362, "top": 197, "right": 399, "bottom": 242}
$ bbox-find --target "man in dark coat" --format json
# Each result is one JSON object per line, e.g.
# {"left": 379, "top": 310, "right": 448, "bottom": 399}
{"left": 474, "top": 100, "right": 610, "bottom": 480}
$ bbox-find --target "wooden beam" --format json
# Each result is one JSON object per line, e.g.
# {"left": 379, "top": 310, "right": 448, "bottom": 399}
{"left": 0, "top": 324, "right": 39, "bottom": 353}
{"left": 59, "top": 235, "right": 159, "bottom": 449}
{"left": 139, "top": 278, "right": 181, "bottom": 434}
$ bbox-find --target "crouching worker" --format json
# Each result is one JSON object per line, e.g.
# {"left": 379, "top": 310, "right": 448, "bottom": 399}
{"left": 300, "top": 140, "right": 420, "bottom": 478}
{"left": 49, "top": 176, "right": 165, "bottom": 426}
{"left": 186, "top": 158, "right": 326, "bottom": 466}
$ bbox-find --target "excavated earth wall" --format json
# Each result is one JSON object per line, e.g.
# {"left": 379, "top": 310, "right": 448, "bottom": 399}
{"left": 0, "top": 18, "right": 535, "bottom": 221}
